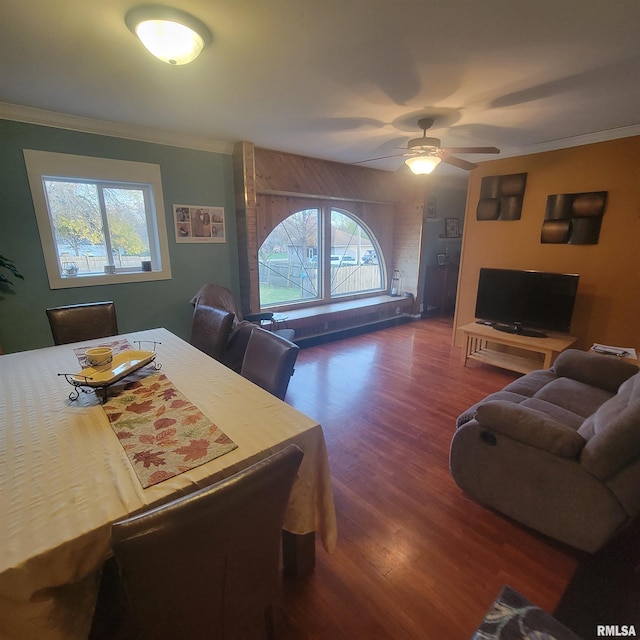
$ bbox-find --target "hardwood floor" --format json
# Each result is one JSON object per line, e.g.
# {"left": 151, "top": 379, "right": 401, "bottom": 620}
{"left": 278, "top": 316, "right": 584, "bottom": 639}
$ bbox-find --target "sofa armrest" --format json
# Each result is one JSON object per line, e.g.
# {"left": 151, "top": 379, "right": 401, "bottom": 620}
{"left": 553, "top": 349, "right": 639, "bottom": 393}
{"left": 474, "top": 401, "right": 586, "bottom": 457}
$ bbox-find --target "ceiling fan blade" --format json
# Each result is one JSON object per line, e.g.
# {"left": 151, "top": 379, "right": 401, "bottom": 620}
{"left": 352, "top": 152, "right": 409, "bottom": 165}
{"left": 394, "top": 163, "right": 412, "bottom": 174}
{"left": 441, "top": 155, "right": 478, "bottom": 171}
{"left": 441, "top": 146, "right": 500, "bottom": 154}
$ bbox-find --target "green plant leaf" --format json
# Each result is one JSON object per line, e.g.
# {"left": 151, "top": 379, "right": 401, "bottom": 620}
{"left": 0, "top": 254, "right": 24, "bottom": 287}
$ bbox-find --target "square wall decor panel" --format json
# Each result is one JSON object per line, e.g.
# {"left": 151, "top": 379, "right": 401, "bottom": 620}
{"left": 541, "top": 191, "right": 607, "bottom": 244}
{"left": 476, "top": 173, "right": 527, "bottom": 221}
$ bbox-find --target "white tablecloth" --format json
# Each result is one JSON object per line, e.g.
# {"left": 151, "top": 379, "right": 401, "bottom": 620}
{"left": 0, "top": 328, "right": 337, "bottom": 640}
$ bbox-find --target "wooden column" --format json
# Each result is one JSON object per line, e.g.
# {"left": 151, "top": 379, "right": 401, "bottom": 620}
{"left": 232, "top": 141, "right": 260, "bottom": 314}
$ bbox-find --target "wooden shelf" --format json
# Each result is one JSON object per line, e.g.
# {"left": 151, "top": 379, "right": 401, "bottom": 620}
{"left": 464, "top": 347, "right": 545, "bottom": 375}
{"left": 459, "top": 322, "right": 578, "bottom": 374}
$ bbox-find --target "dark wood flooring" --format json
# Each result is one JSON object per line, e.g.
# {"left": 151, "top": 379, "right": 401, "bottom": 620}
{"left": 279, "top": 316, "right": 586, "bottom": 639}
{"left": 92, "top": 316, "right": 638, "bottom": 639}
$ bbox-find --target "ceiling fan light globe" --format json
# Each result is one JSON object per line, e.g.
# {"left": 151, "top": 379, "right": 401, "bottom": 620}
{"left": 135, "top": 19, "right": 204, "bottom": 64}
{"left": 405, "top": 155, "right": 441, "bottom": 175}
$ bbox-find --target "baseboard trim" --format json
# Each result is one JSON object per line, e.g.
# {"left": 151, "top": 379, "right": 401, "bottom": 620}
{"left": 295, "top": 315, "right": 412, "bottom": 348}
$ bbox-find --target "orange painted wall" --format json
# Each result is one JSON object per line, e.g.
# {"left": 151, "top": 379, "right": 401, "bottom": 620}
{"left": 454, "top": 135, "right": 640, "bottom": 351}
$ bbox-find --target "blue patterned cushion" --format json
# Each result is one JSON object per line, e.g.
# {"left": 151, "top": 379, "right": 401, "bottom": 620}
{"left": 472, "top": 585, "right": 583, "bottom": 640}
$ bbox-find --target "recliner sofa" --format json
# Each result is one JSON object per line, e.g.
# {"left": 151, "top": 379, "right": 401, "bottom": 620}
{"left": 450, "top": 349, "right": 640, "bottom": 552}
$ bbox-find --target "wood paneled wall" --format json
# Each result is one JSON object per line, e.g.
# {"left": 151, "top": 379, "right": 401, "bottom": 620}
{"left": 233, "top": 143, "right": 429, "bottom": 314}
{"left": 254, "top": 147, "right": 407, "bottom": 202}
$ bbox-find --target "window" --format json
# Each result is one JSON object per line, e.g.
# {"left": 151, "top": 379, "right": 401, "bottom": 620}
{"left": 24, "top": 150, "right": 171, "bottom": 289}
{"left": 258, "top": 206, "right": 384, "bottom": 308}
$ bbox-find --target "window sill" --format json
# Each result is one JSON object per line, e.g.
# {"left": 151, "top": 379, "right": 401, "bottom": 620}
{"left": 281, "top": 294, "right": 409, "bottom": 320}
{"left": 278, "top": 294, "right": 415, "bottom": 343}
{"left": 49, "top": 269, "right": 171, "bottom": 289}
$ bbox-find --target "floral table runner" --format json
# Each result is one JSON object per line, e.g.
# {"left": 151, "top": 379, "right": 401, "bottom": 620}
{"left": 102, "top": 371, "right": 238, "bottom": 488}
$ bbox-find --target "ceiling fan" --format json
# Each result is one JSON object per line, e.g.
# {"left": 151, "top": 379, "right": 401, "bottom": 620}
{"left": 354, "top": 117, "right": 500, "bottom": 174}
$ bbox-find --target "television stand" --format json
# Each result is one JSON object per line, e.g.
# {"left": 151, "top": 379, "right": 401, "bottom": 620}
{"left": 460, "top": 322, "right": 578, "bottom": 374}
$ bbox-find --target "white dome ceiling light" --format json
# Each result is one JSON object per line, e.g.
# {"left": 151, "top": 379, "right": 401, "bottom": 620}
{"left": 125, "top": 5, "right": 212, "bottom": 65}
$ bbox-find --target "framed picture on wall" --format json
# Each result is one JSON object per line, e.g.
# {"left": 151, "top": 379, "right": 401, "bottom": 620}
{"left": 427, "top": 197, "right": 437, "bottom": 218}
{"left": 174, "top": 205, "right": 226, "bottom": 243}
{"left": 445, "top": 218, "right": 460, "bottom": 238}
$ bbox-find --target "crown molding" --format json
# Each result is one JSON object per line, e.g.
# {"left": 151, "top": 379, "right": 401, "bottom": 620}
{"left": 498, "top": 123, "right": 640, "bottom": 159}
{"left": 0, "top": 102, "right": 234, "bottom": 155}
{"left": 2, "top": 101, "right": 638, "bottom": 166}
{"left": 426, "top": 123, "right": 640, "bottom": 188}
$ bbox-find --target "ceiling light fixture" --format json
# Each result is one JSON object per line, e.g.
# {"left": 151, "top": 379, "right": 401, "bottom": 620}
{"left": 404, "top": 154, "right": 442, "bottom": 175}
{"left": 125, "top": 5, "right": 212, "bottom": 65}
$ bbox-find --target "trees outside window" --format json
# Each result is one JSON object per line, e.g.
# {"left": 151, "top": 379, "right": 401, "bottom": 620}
{"left": 258, "top": 207, "right": 384, "bottom": 308}
{"left": 44, "top": 180, "right": 152, "bottom": 275}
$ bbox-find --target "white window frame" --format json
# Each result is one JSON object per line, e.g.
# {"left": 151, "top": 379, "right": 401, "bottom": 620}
{"left": 24, "top": 149, "right": 172, "bottom": 289}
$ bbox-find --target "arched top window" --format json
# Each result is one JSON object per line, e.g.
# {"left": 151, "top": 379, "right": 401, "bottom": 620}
{"left": 258, "top": 206, "right": 385, "bottom": 308}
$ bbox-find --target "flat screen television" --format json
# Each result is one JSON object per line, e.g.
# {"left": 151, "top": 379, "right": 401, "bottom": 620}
{"left": 474, "top": 268, "right": 579, "bottom": 338}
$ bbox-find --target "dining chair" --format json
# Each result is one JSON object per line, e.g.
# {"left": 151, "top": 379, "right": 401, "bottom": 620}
{"left": 189, "top": 304, "right": 235, "bottom": 362}
{"left": 110, "top": 444, "right": 304, "bottom": 640}
{"left": 190, "top": 284, "right": 298, "bottom": 373}
{"left": 240, "top": 326, "right": 300, "bottom": 401}
{"left": 46, "top": 301, "right": 119, "bottom": 345}
{"left": 191, "top": 283, "right": 295, "bottom": 340}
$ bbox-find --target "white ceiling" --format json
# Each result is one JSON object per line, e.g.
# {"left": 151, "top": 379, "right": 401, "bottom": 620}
{"left": 2, "top": 0, "right": 639, "bottom": 180}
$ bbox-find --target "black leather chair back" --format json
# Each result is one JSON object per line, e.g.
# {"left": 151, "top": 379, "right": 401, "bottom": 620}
{"left": 240, "top": 327, "right": 299, "bottom": 400}
{"left": 190, "top": 304, "right": 235, "bottom": 361}
{"left": 190, "top": 284, "right": 297, "bottom": 373}
{"left": 111, "top": 444, "right": 304, "bottom": 640}
{"left": 46, "top": 301, "right": 119, "bottom": 345}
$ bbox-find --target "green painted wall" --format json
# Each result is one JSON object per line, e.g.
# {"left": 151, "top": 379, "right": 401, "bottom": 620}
{"left": 424, "top": 185, "right": 467, "bottom": 267}
{"left": 0, "top": 119, "right": 238, "bottom": 353}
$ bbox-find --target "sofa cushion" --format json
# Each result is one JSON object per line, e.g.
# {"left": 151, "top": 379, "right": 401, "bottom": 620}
{"left": 553, "top": 349, "right": 639, "bottom": 393}
{"left": 533, "top": 377, "right": 614, "bottom": 419}
{"left": 579, "top": 373, "right": 640, "bottom": 479}
{"left": 475, "top": 401, "right": 587, "bottom": 457}
{"left": 502, "top": 369, "right": 557, "bottom": 397}
{"left": 519, "top": 398, "right": 585, "bottom": 430}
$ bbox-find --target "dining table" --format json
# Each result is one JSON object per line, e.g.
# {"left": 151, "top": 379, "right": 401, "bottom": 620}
{"left": 0, "top": 327, "right": 337, "bottom": 640}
